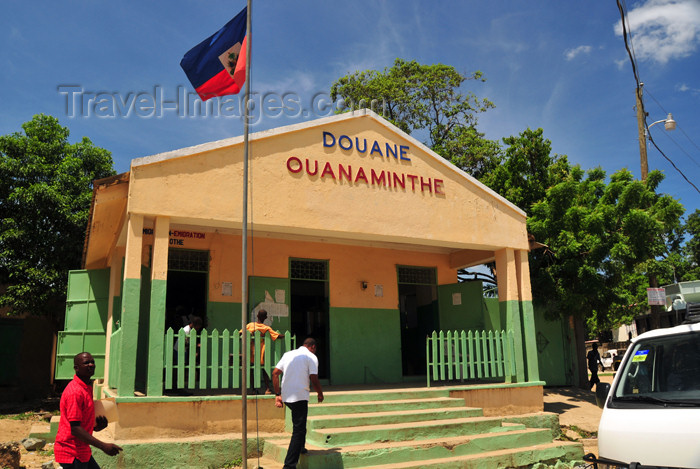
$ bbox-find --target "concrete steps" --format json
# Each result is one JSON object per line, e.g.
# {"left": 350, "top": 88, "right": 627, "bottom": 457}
{"left": 307, "top": 396, "right": 466, "bottom": 416}
{"left": 262, "top": 388, "right": 583, "bottom": 468}
{"left": 307, "top": 406, "right": 484, "bottom": 430}
{"left": 356, "top": 441, "right": 585, "bottom": 469}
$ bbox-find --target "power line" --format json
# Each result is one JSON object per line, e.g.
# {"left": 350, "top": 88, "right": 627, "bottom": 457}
{"left": 616, "top": 0, "right": 699, "bottom": 195}
{"left": 648, "top": 134, "right": 700, "bottom": 194}
{"left": 652, "top": 126, "right": 700, "bottom": 171}
{"left": 644, "top": 87, "right": 700, "bottom": 169}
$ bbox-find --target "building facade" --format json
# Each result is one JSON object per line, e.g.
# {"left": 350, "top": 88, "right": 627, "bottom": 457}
{"left": 57, "top": 110, "right": 539, "bottom": 398}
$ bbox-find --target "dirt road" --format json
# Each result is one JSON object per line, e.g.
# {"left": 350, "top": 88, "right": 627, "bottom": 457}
{"left": 544, "top": 373, "right": 614, "bottom": 456}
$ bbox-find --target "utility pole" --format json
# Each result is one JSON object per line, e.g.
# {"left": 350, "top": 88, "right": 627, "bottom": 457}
{"left": 635, "top": 83, "right": 649, "bottom": 180}
{"left": 635, "top": 82, "right": 661, "bottom": 330}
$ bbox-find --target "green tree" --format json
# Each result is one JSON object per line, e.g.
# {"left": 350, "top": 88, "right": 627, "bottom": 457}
{"left": 330, "top": 58, "right": 501, "bottom": 178}
{"left": 528, "top": 168, "right": 684, "bottom": 386}
{"left": 0, "top": 114, "right": 115, "bottom": 318}
{"left": 481, "top": 128, "right": 572, "bottom": 214}
{"left": 681, "top": 209, "right": 700, "bottom": 280}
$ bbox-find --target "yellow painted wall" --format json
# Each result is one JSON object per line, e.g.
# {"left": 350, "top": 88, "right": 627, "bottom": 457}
{"left": 141, "top": 230, "right": 457, "bottom": 309}
{"left": 128, "top": 113, "right": 528, "bottom": 253}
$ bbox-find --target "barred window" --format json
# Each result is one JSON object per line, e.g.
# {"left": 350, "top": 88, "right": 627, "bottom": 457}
{"left": 168, "top": 249, "right": 209, "bottom": 272}
{"left": 290, "top": 259, "right": 328, "bottom": 281}
{"left": 397, "top": 266, "right": 436, "bottom": 285}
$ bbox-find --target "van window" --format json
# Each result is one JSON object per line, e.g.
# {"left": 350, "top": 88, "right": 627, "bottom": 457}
{"left": 612, "top": 332, "right": 700, "bottom": 404}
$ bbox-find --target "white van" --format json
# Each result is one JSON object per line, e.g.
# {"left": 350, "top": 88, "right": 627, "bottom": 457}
{"left": 600, "top": 349, "right": 618, "bottom": 370}
{"left": 591, "top": 320, "right": 700, "bottom": 468}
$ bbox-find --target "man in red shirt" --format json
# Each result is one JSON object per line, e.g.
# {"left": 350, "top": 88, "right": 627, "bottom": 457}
{"left": 54, "top": 352, "right": 122, "bottom": 468}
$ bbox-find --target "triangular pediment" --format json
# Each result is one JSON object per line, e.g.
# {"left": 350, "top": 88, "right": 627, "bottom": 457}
{"left": 86, "top": 111, "right": 528, "bottom": 268}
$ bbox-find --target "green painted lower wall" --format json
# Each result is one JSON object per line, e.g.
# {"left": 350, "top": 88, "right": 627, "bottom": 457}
{"left": 147, "top": 278, "right": 167, "bottom": 396}
{"left": 520, "top": 300, "right": 540, "bottom": 382}
{"left": 329, "top": 307, "right": 402, "bottom": 385}
{"left": 437, "top": 282, "right": 485, "bottom": 331}
{"left": 112, "top": 296, "right": 121, "bottom": 330}
{"left": 207, "top": 301, "right": 242, "bottom": 332}
{"left": 118, "top": 277, "right": 142, "bottom": 396}
{"left": 93, "top": 437, "right": 260, "bottom": 469}
{"left": 483, "top": 297, "right": 500, "bottom": 331}
{"left": 501, "top": 300, "right": 525, "bottom": 382}
{"left": 533, "top": 311, "right": 575, "bottom": 386}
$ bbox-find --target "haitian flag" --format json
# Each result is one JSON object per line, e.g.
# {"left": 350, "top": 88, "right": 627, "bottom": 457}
{"left": 180, "top": 7, "right": 247, "bottom": 101}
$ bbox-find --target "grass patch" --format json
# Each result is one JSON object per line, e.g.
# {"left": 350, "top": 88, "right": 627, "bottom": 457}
{"left": 0, "top": 412, "right": 38, "bottom": 420}
{"left": 561, "top": 424, "right": 597, "bottom": 439}
{"left": 218, "top": 457, "right": 242, "bottom": 468}
{"left": 37, "top": 448, "right": 54, "bottom": 457}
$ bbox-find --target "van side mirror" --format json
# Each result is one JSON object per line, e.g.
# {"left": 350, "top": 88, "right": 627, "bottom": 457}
{"left": 595, "top": 382, "right": 610, "bottom": 408}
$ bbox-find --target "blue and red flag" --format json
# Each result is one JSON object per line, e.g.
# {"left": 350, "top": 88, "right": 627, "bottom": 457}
{"left": 180, "top": 7, "right": 247, "bottom": 101}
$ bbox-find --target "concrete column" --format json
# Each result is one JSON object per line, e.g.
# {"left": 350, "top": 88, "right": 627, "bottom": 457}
{"left": 515, "top": 249, "right": 540, "bottom": 382}
{"left": 117, "top": 214, "right": 144, "bottom": 397}
{"left": 495, "top": 248, "right": 524, "bottom": 383}
{"left": 103, "top": 246, "right": 125, "bottom": 393}
{"left": 147, "top": 217, "right": 170, "bottom": 396}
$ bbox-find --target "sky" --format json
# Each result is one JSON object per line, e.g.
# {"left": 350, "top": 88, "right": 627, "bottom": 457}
{"left": 2, "top": 0, "right": 699, "bottom": 219}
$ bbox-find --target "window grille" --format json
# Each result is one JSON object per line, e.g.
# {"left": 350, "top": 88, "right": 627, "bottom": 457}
{"left": 290, "top": 259, "right": 327, "bottom": 281}
{"left": 168, "top": 249, "right": 209, "bottom": 272}
{"left": 397, "top": 266, "right": 436, "bottom": 285}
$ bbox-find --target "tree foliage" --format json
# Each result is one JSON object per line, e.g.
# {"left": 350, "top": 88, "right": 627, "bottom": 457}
{"left": 527, "top": 168, "right": 684, "bottom": 331}
{"left": 680, "top": 209, "right": 700, "bottom": 280}
{"left": 330, "top": 58, "right": 501, "bottom": 179}
{"left": 481, "top": 128, "right": 572, "bottom": 214}
{"left": 0, "top": 114, "right": 115, "bottom": 317}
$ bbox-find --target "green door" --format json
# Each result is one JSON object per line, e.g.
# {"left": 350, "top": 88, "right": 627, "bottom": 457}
{"left": 249, "top": 276, "right": 291, "bottom": 332}
{"left": 55, "top": 269, "right": 110, "bottom": 379}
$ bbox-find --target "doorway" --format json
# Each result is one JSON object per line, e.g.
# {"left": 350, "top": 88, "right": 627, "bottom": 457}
{"left": 290, "top": 259, "right": 330, "bottom": 380}
{"left": 165, "top": 249, "right": 209, "bottom": 331}
{"left": 398, "top": 266, "right": 439, "bottom": 376}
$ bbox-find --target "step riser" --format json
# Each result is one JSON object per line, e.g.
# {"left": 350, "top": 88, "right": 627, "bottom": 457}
{"left": 307, "top": 418, "right": 507, "bottom": 447}
{"left": 317, "top": 390, "right": 450, "bottom": 403}
{"left": 309, "top": 398, "right": 467, "bottom": 416}
{"left": 266, "top": 429, "right": 556, "bottom": 469}
{"left": 308, "top": 408, "right": 483, "bottom": 430}
{"left": 355, "top": 443, "right": 583, "bottom": 469}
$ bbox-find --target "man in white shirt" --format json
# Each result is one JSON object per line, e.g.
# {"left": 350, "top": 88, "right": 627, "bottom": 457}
{"left": 272, "top": 338, "right": 324, "bottom": 469}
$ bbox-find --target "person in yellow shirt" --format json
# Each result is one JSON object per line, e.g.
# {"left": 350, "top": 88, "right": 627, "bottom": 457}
{"left": 246, "top": 309, "right": 284, "bottom": 394}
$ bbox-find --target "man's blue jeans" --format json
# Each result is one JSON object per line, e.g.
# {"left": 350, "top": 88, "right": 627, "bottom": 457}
{"left": 283, "top": 400, "right": 308, "bottom": 469}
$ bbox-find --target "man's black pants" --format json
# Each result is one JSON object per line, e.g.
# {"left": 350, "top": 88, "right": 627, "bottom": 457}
{"left": 59, "top": 456, "right": 101, "bottom": 469}
{"left": 283, "top": 400, "right": 308, "bottom": 469}
{"left": 589, "top": 367, "right": 600, "bottom": 389}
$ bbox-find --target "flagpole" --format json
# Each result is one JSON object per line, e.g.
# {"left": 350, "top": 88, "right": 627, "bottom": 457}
{"left": 241, "top": 0, "right": 252, "bottom": 468}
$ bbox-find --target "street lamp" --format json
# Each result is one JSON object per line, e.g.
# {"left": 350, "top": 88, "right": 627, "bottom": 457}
{"left": 648, "top": 113, "right": 676, "bottom": 132}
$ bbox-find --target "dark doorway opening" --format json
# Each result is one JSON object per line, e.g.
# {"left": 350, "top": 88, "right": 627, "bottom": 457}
{"left": 290, "top": 259, "right": 330, "bottom": 380}
{"left": 398, "top": 266, "right": 438, "bottom": 376}
{"left": 165, "top": 249, "right": 209, "bottom": 331}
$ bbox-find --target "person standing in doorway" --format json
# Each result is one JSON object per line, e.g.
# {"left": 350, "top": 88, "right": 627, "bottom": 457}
{"left": 246, "top": 309, "right": 284, "bottom": 394}
{"left": 54, "top": 352, "right": 122, "bottom": 469}
{"left": 272, "top": 338, "right": 324, "bottom": 469}
{"left": 587, "top": 343, "right": 604, "bottom": 390}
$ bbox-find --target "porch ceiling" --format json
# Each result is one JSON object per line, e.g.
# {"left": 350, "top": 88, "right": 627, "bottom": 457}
{"left": 83, "top": 173, "right": 129, "bottom": 270}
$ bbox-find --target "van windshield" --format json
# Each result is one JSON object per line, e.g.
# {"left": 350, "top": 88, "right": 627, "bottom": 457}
{"left": 612, "top": 331, "right": 700, "bottom": 404}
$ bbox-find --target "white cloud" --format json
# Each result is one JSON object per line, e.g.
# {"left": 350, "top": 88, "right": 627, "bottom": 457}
{"left": 564, "top": 45, "right": 592, "bottom": 61}
{"left": 614, "top": 0, "right": 700, "bottom": 64}
{"left": 676, "top": 82, "right": 700, "bottom": 95}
